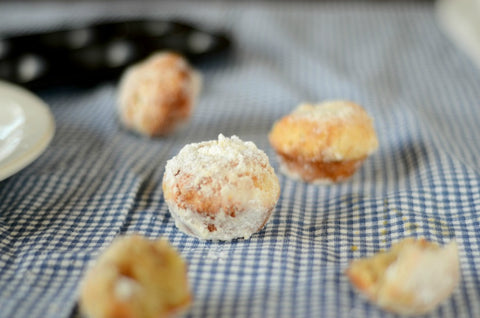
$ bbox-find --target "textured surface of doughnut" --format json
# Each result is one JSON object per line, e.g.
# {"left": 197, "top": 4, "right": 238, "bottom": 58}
{"left": 346, "top": 238, "right": 459, "bottom": 315}
{"left": 117, "top": 52, "right": 201, "bottom": 137}
{"left": 79, "top": 235, "right": 191, "bottom": 318}
{"left": 162, "top": 134, "right": 280, "bottom": 241}
{"left": 269, "top": 100, "right": 378, "bottom": 183}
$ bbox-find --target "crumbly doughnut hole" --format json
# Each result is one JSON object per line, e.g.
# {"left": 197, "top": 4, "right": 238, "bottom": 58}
{"left": 163, "top": 134, "right": 280, "bottom": 240}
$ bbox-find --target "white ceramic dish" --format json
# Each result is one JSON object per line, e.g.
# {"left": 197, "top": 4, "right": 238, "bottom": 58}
{"left": 0, "top": 81, "right": 55, "bottom": 181}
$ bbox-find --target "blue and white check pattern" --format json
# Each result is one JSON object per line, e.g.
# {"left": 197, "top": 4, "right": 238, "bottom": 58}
{"left": 1, "top": 2, "right": 480, "bottom": 317}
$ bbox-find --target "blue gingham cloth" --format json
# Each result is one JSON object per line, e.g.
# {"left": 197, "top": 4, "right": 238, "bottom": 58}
{"left": 1, "top": 2, "right": 480, "bottom": 317}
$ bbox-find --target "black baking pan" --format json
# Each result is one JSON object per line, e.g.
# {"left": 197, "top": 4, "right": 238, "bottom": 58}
{"left": 0, "top": 19, "right": 232, "bottom": 89}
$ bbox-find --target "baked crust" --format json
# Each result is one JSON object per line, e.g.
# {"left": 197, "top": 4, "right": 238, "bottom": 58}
{"left": 276, "top": 152, "right": 366, "bottom": 183}
{"left": 162, "top": 134, "right": 280, "bottom": 240}
{"left": 346, "top": 238, "right": 459, "bottom": 315}
{"left": 117, "top": 52, "right": 201, "bottom": 137}
{"left": 269, "top": 100, "right": 378, "bottom": 182}
{"left": 79, "top": 235, "right": 191, "bottom": 318}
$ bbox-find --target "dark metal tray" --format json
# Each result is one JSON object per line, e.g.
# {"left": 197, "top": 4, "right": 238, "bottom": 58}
{"left": 0, "top": 19, "right": 231, "bottom": 89}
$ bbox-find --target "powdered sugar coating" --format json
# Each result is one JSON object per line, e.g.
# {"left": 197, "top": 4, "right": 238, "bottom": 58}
{"left": 378, "top": 241, "right": 459, "bottom": 315}
{"left": 117, "top": 52, "right": 201, "bottom": 137}
{"left": 162, "top": 134, "right": 280, "bottom": 240}
{"left": 79, "top": 235, "right": 191, "bottom": 318}
{"left": 346, "top": 238, "right": 460, "bottom": 315}
{"left": 270, "top": 100, "right": 378, "bottom": 162}
{"left": 292, "top": 101, "right": 357, "bottom": 122}
{"left": 166, "top": 200, "right": 276, "bottom": 241}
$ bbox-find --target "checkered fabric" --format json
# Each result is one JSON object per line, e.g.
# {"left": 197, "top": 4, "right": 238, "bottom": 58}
{"left": 1, "top": 2, "right": 480, "bottom": 317}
